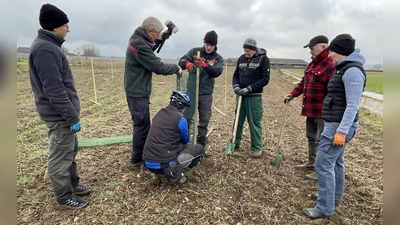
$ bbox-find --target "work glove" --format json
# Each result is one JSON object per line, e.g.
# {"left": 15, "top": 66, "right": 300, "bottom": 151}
{"left": 70, "top": 121, "right": 81, "bottom": 133}
{"left": 195, "top": 58, "right": 208, "bottom": 68}
{"left": 161, "top": 30, "right": 172, "bottom": 40}
{"left": 176, "top": 65, "right": 182, "bottom": 79}
{"left": 284, "top": 94, "right": 293, "bottom": 104}
{"left": 233, "top": 84, "right": 241, "bottom": 95}
{"left": 185, "top": 61, "right": 195, "bottom": 73}
{"left": 332, "top": 132, "right": 346, "bottom": 147}
{"left": 239, "top": 86, "right": 252, "bottom": 96}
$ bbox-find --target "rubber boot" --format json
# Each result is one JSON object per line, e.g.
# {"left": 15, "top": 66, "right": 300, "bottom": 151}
{"left": 295, "top": 142, "right": 317, "bottom": 169}
{"left": 305, "top": 171, "right": 318, "bottom": 180}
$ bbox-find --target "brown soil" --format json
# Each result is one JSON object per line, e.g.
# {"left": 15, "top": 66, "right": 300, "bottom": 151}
{"left": 17, "top": 63, "right": 383, "bottom": 225}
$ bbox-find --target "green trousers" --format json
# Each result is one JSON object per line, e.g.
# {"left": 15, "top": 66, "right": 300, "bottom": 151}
{"left": 234, "top": 95, "right": 263, "bottom": 151}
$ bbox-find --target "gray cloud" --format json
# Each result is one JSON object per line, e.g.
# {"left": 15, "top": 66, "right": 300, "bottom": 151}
{"left": 16, "top": 0, "right": 383, "bottom": 64}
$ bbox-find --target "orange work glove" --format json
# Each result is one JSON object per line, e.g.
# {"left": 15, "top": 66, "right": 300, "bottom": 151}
{"left": 185, "top": 61, "right": 195, "bottom": 73}
{"left": 332, "top": 132, "right": 346, "bottom": 147}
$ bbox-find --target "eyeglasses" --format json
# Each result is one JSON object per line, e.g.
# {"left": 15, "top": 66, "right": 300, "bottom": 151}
{"left": 62, "top": 24, "right": 70, "bottom": 29}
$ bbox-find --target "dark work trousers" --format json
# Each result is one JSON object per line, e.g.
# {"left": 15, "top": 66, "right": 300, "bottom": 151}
{"left": 306, "top": 117, "right": 324, "bottom": 145}
{"left": 146, "top": 144, "right": 205, "bottom": 175}
{"left": 127, "top": 97, "right": 150, "bottom": 164}
{"left": 46, "top": 121, "right": 80, "bottom": 203}
{"left": 183, "top": 93, "right": 212, "bottom": 147}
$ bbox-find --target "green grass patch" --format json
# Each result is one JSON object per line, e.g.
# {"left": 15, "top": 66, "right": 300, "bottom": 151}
{"left": 365, "top": 72, "right": 383, "bottom": 94}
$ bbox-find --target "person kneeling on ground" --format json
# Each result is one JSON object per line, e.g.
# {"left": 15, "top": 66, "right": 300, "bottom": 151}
{"left": 143, "top": 90, "right": 205, "bottom": 184}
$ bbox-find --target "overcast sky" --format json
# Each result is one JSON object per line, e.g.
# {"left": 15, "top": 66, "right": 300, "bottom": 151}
{"left": 15, "top": 0, "right": 383, "bottom": 64}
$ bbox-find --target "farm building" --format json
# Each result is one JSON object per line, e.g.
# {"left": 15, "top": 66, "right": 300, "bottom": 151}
{"left": 225, "top": 57, "right": 308, "bottom": 68}
{"left": 17, "top": 47, "right": 30, "bottom": 53}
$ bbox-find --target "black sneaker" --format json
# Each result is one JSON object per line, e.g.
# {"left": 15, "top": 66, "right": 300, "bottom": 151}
{"left": 57, "top": 195, "right": 88, "bottom": 209}
{"left": 73, "top": 184, "right": 92, "bottom": 196}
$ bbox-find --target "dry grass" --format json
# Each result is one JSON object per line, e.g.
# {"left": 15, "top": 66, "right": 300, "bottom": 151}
{"left": 17, "top": 60, "right": 383, "bottom": 224}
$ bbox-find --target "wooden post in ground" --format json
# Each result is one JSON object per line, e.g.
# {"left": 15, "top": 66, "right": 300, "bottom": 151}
{"left": 90, "top": 58, "right": 99, "bottom": 104}
{"left": 225, "top": 62, "right": 228, "bottom": 110}
{"left": 111, "top": 59, "right": 114, "bottom": 79}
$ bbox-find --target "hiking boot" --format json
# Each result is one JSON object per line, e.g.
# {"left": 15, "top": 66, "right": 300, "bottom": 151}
{"left": 302, "top": 208, "right": 330, "bottom": 219}
{"left": 57, "top": 195, "right": 88, "bottom": 209}
{"left": 305, "top": 171, "right": 318, "bottom": 180}
{"left": 311, "top": 192, "right": 340, "bottom": 206}
{"left": 252, "top": 150, "right": 262, "bottom": 158}
{"left": 151, "top": 173, "right": 163, "bottom": 185}
{"left": 73, "top": 184, "right": 92, "bottom": 196}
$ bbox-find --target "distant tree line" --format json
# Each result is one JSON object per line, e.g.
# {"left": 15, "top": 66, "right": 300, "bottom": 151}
{"left": 62, "top": 43, "right": 101, "bottom": 57}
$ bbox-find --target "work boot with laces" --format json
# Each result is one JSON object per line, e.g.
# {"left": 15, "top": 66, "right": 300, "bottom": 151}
{"left": 57, "top": 195, "right": 88, "bottom": 209}
{"left": 73, "top": 184, "right": 92, "bottom": 196}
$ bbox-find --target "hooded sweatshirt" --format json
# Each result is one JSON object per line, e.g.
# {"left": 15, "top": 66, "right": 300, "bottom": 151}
{"left": 232, "top": 48, "right": 270, "bottom": 95}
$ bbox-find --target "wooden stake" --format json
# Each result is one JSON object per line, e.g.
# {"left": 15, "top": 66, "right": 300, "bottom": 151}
{"left": 90, "top": 58, "right": 98, "bottom": 103}
{"left": 213, "top": 106, "right": 227, "bottom": 117}
{"left": 111, "top": 59, "right": 114, "bottom": 79}
{"left": 193, "top": 51, "right": 200, "bottom": 145}
{"left": 225, "top": 62, "right": 228, "bottom": 110}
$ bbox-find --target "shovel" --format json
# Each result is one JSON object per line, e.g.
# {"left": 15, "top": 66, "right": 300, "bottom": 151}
{"left": 275, "top": 102, "right": 289, "bottom": 169}
{"left": 226, "top": 95, "right": 242, "bottom": 155}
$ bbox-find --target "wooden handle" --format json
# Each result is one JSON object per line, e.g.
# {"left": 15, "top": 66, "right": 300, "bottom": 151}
{"left": 232, "top": 95, "right": 242, "bottom": 142}
{"left": 193, "top": 51, "right": 201, "bottom": 144}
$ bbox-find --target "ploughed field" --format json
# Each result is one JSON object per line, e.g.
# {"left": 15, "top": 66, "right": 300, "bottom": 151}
{"left": 17, "top": 60, "right": 383, "bottom": 224}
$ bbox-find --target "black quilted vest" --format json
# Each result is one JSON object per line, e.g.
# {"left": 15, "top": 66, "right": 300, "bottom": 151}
{"left": 321, "top": 62, "right": 366, "bottom": 122}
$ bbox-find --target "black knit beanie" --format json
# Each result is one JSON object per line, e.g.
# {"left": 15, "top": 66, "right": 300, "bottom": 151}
{"left": 204, "top": 30, "right": 218, "bottom": 46}
{"left": 39, "top": 4, "right": 69, "bottom": 31}
{"left": 327, "top": 34, "right": 356, "bottom": 56}
{"left": 243, "top": 37, "right": 257, "bottom": 51}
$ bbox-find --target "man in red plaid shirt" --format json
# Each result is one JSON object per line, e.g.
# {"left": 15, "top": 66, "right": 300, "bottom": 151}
{"left": 284, "top": 35, "right": 335, "bottom": 180}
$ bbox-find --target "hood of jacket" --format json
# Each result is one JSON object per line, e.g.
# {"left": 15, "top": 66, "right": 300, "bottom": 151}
{"left": 336, "top": 48, "right": 365, "bottom": 66}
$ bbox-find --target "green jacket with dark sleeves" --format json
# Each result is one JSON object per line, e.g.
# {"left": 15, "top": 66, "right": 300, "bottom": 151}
{"left": 178, "top": 46, "right": 224, "bottom": 94}
{"left": 124, "top": 27, "right": 179, "bottom": 98}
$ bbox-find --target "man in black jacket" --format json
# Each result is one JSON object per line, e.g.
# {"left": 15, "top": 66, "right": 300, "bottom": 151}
{"left": 178, "top": 30, "right": 224, "bottom": 153}
{"left": 143, "top": 91, "right": 205, "bottom": 184}
{"left": 29, "top": 4, "right": 90, "bottom": 209}
{"left": 232, "top": 37, "right": 270, "bottom": 158}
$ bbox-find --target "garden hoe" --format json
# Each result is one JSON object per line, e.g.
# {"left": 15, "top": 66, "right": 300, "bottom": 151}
{"left": 226, "top": 95, "right": 242, "bottom": 155}
{"left": 275, "top": 102, "right": 289, "bottom": 169}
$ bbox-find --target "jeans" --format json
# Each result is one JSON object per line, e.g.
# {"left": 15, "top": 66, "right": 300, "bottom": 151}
{"left": 314, "top": 121, "right": 359, "bottom": 216}
{"left": 183, "top": 93, "right": 212, "bottom": 147}
{"left": 127, "top": 97, "right": 150, "bottom": 164}
{"left": 46, "top": 121, "right": 80, "bottom": 202}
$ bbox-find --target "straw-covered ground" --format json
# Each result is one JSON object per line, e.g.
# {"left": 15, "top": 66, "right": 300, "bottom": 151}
{"left": 17, "top": 60, "right": 383, "bottom": 224}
